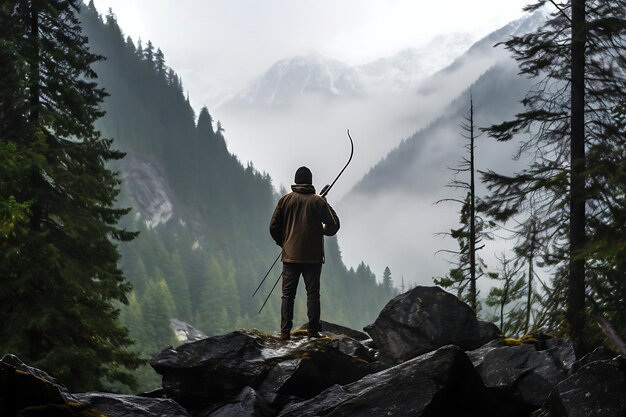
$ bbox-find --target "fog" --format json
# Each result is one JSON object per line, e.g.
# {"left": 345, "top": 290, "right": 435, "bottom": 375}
{"left": 89, "top": 0, "right": 543, "bottom": 291}
{"left": 217, "top": 41, "right": 512, "bottom": 198}
{"left": 336, "top": 54, "right": 536, "bottom": 289}
{"left": 91, "top": 0, "right": 530, "bottom": 110}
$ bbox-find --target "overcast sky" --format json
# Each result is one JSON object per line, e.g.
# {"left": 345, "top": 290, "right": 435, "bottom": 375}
{"left": 91, "top": 0, "right": 529, "bottom": 111}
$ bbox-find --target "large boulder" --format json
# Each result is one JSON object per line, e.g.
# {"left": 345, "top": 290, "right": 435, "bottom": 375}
{"left": 74, "top": 392, "right": 191, "bottom": 417}
{"left": 150, "top": 331, "right": 268, "bottom": 411}
{"left": 469, "top": 339, "right": 575, "bottom": 409}
{"left": 278, "top": 345, "right": 501, "bottom": 417}
{"left": 258, "top": 337, "right": 373, "bottom": 401}
{"left": 151, "top": 330, "right": 377, "bottom": 414}
{"left": 364, "top": 286, "right": 498, "bottom": 363}
{"left": 531, "top": 350, "right": 626, "bottom": 417}
{"left": 0, "top": 354, "right": 112, "bottom": 416}
{"left": 196, "top": 386, "right": 272, "bottom": 417}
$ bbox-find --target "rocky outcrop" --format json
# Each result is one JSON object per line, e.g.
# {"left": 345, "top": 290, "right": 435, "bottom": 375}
{"left": 278, "top": 345, "right": 499, "bottom": 417}
{"left": 469, "top": 338, "right": 575, "bottom": 409}
{"left": 4, "top": 287, "right": 625, "bottom": 417}
{"left": 150, "top": 329, "right": 376, "bottom": 413}
{"left": 531, "top": 349, "right": 626, "bottom": 417}
{"left": 364, "top": 286, "right": 499, "bottom": 363}
{"left": 150, "top": 331, "right": 268, "bottom": 410}
{"left": 0, "top": 353, "right": 190, "bottom": 417}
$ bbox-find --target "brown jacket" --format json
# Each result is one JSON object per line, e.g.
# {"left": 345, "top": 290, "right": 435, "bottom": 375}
{"left": 269, "top": 184, "right": 340, "bottom": 263}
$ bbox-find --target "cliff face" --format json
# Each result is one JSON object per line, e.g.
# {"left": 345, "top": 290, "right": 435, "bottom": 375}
{"left": 2, "top": 286, "right": 624, "bottom": 417}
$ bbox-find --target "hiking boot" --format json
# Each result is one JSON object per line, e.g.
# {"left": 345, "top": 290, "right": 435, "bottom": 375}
{"left": 279, "top": 333, "right": 291, "bottom": 342}
{"left": 307, "top": 330, "right": 322, "bottom": 339}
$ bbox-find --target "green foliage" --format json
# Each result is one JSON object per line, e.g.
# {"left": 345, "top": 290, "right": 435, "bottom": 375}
{"left": 482, "top": 0, "right": 626, "bottom": 353}
{"left": 0, "top": 0, "right": 142, "bottom": 391}
{"left": 485, "top": 254, "right": 526, "bottom": 336}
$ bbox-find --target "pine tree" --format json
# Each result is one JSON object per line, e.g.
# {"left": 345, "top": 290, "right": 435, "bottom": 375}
{"left": 481, "top": 0, "right": 626, "bottom": 356}
{"left": 382, "top": 266, "right": 393, "bottom": 294}
{"left": 144, "top": 40, "right": 154, "bottom": 63}
{"left": 485, "top": 254, "right": 526, "bottom": 335}
{"left": 0, "top": 0, "right": 141, "bottom": 390}
{"left": 154, "top": 47, "right": 165, "bottom": 76}
{"left": 435, "top": 96, "right": 490, "bottom": 312}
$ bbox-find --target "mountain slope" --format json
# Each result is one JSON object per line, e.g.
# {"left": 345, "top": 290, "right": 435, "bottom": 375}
{"left": 337, "top": 12, "right": 548, "bottom": 289}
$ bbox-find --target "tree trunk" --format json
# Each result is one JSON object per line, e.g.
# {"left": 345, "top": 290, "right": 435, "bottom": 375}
{"left": 469, "top": 96, "right": 477, "bottom": 312}
{"left": 568, "top": 0, "right": 587, "bottom": 358}
{"left": 29, "top": 1, "right": 43, "bottom": 232}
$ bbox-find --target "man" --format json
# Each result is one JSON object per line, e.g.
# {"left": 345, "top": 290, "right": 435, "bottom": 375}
{"left": 269, "top": 166, "right": 340, "bottom": 341}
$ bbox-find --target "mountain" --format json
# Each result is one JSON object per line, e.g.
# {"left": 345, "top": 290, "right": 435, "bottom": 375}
{"left": 336, "top": 10, "right": 548, "bottom": 288}
{"left": 227, "top": 54, "right": 363, "bottom": 107}
{"left": 356, "top": 33, "right": 477, "bottom": 93}
{"left": 223, "top": 33, "right": 477, "bottom": 109}
{"left": 78, "top": 3, "right": 395, "bottom": 392}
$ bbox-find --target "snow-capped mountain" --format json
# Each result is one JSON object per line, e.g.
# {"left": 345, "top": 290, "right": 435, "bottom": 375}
{"left": 230, "top": 54, "right": 362, "bottom": 106}
{"left": 222, "top": 33, "right": 479, "bottom": 109}
{"left": 356, "top": 33, "right": 477, "bottom": 93}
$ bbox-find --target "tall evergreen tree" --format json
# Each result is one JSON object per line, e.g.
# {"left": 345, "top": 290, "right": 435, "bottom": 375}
{"left": 0, "top": 0, "right": 141, "bottom": 390}
{"left": 382, "top": 266, "right": 393, "bottom": 294}
{"left": 482, "top": 0, "right": 626, "bottom": 356}
{"left": 435, "top": 96, "right": 490, "bottom": 312}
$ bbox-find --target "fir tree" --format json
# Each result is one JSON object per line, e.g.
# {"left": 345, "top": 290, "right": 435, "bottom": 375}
{"left": 435, "top": 96, "right": 490, "bottom": 312}
{"left": 481, "top": 0, "right": 626, "bottom": 356}
{"left": 0, "top": 0, "right": 141, "bottom": 390}
{"left": 485, "top": 254, "right": 526, "bottom": 335}
{"left": 382, "top": 266, "right": 393, "bottom": 294}
{"left": 154, "top": 47, "right": 165, "bottom": 76}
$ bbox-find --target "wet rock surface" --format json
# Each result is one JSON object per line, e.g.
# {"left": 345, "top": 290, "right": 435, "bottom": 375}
{"left": 278, "top": 345, "right": 497, "bottom": 417}
{"left": 150, "top": 330, "right": 268, "bottom": 410}
{"left": 75, "top": 392, "right": 191, "bottom": 417}
{"left": 364, "top": 286, "right": 499, "bottom": 364}
{"left": 4, "top": 287, "right": 624, "bottom": 417}
{"left": 150, "top": 328, "right": 376, "bottom": 413}
{"left": 299, "top": 320, "right": 370, "bottom": 341}
{"left": 196, "top": 386, "right": 272, "bottom": 417}
{"left": 531, "top": 354, "right": 626, "bottom": 417}
{"left": 472, "top": 339, "right": 575, "bottom": 407}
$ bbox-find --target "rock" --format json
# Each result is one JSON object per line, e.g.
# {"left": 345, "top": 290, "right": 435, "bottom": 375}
{"left": 364, "top": 286, "right": 498, "bottom": 363}
{"left": 531, "top": 356, "right": 626, "bottom": 417}
{"left": 257, "top": 336, "right": 373, "bottom": 402}
{"left": 328, "top": 335, "right": 376, "bottom": 363}
{"left": 151, "top": 330, "right": 376, "bottom": 413}
{"left": 0, "top": 354, "right": 99, "bottom": 416}
{"left": 298, "top": 320, "right": 370, "bottom": 341}
{"left": 278, "top": 345, "right": 500, "bottom": 417}
{"left": 569, "top": 345, "right": 617, "bottom": 374}
{"left": 74, "top": 392, "right": 191, "bottom": 417}
{"left": 170, "top": 318, "right": 208, "bottom": 343}
{"left": 479, "top": 320, "right": 501, "bottom": 342}
{"left": 472, "top": 339, "right": 575, "bottom": 408}
{"left": 467, "top": 339, "right": 507, "bottom": 367}
{"left": 195, "top": 386, "right": 273, "bottom": 417}
{"left": 150, "top": 331, "right": 267, "bottom": 411}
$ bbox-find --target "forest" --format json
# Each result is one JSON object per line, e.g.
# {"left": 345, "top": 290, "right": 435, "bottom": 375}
{"left": 0, "top": 0, "right": 624, "bottom": 397}
{"left": 0, "top": 0, "right": 397, "bottom": 392}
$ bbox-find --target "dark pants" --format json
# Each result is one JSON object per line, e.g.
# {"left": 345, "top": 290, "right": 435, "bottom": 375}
{"left": 281, "top": 262, "right": 322, "bottom": 334}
